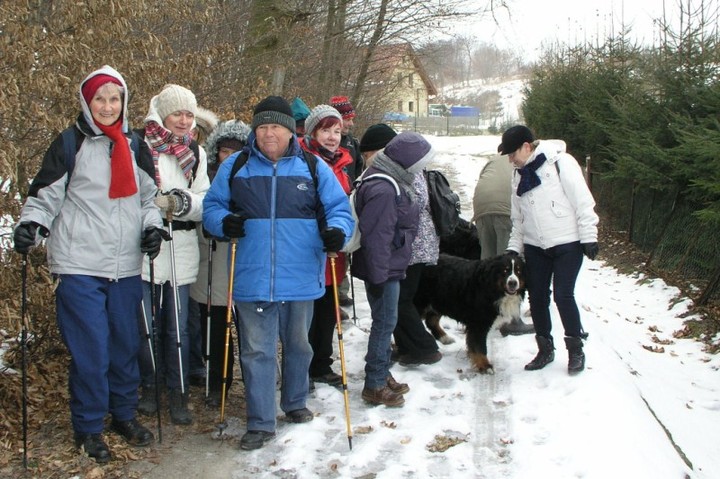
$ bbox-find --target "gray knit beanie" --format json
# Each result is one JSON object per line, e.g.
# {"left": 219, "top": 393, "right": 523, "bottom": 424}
{"left": 154, "top": 84, "right": 198, "bottom": 122}
{"left": 305, "top": 104, "right": 343, "bottom": 136}
{"left": 251, "top": 96, "right": 296, "bottom": 133}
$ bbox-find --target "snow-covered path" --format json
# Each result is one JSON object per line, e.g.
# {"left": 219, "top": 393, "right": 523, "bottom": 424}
{"left": 136, "top": 134, "right": 719, "bottom": 479}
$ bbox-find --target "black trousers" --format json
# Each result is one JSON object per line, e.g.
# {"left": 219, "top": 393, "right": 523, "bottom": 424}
{"left": 198, "top": 303, "right": 236, "bottom": 393}
{"left": 309, "top": 287, "right": 337, "bottom": 377}
{"left": 394, "top": 263, "right": 439, "bottom": 357}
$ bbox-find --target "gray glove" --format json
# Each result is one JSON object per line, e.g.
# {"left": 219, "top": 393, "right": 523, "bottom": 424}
{"left": 154, "top": 190, "right": 190, "bottom": 216}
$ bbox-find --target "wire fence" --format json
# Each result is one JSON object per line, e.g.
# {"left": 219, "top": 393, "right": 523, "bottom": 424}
{"left": 592, "top": 174, "right": 720, "bottom": 305}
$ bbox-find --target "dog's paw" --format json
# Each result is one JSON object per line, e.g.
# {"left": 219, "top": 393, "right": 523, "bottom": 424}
{"left": 439, "top": 335, "right": 455, "bottom": 345}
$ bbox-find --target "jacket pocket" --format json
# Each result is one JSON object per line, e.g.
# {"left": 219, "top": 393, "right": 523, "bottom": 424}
{"left": 550, "top": 199, "right": 571, "bottom": 218}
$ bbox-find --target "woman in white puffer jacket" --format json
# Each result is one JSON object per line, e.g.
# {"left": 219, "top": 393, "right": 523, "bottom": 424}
{"left": 501, "top": 125, "right": 599, "bottom": 376}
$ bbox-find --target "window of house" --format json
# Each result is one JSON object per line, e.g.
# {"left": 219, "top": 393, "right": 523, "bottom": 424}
{"left": 398, "top": 100, "right": 403, "bottom": 112}
{"left": 397, "top": 73, "right": 403, "bottom": 84}
{"left": 409, "top": 101, "right": 414, "bottom": 112}
{"left": 408, "top": 73, "right": 414, "bottom": 87}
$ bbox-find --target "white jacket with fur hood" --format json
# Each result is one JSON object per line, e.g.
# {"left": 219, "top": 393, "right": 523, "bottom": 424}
{"left": 507, "top": 140, "right": 598, "bottom": 253}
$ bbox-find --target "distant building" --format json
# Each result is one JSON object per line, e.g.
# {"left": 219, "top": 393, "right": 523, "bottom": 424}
{"left": 363, "top": 43, "right": 438, "bottom": 121}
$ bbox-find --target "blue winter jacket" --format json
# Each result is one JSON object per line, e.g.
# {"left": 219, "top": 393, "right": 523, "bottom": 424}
{"left": 202, "top": 133, "right": 354, "bottom": 302}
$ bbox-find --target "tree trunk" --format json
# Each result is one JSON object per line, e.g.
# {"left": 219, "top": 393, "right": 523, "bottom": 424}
{"left": 351, "top": 0, "right": 389, "bottom": 105}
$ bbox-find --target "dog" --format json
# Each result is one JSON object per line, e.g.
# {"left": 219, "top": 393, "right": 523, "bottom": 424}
{"left": 414, "top": 253, "right": 526, "bottom": 373}
{"left": 438, "top": 217, "right": 481, "bottom": 260}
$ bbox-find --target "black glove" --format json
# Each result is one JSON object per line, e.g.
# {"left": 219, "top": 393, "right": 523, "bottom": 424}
{"left": 366, "top": 282, "right": 384, "bottom": 297}
{"left": 320, "top": 227, "right": 345, "bottom": 253}
{"left": 222, "top": 214, "right": 246, "bottom": 238}
{"left": 141, "top": 227, "right": 170, "bottom": 259}
{"left": 14, "top": 222, "right": 46, "bottom": 254}
{"left": 582, "top": 242, "right": 599, "bottom": 260}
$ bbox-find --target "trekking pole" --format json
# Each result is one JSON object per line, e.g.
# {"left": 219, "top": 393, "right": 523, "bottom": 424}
{"left": 205, "top": 238, "right": 214, "bottom": 398}
{"left": 140, "top": 301, "right": 156, "bottom": 372}
{"left": 149, "top": 259, "right": 162, "bottom": 443}
{"left": 329, "top": 253, "right": 353, "bottom": 450}
{"left": 165, "top": 205, "right": 185, "bottom": 395}
{"left": 348, "top": 254, "right": 358, "bottom": 325}
{"left": 21, "top": 253, "right": 29, "bottom": 469}
{"left": 218, "top": 238, "right": 237, "bottom": 434}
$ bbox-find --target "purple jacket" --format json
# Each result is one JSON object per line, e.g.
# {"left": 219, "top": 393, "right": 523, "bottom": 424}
{"left": 351, "top": 165, "right": 419, "bottom": 285}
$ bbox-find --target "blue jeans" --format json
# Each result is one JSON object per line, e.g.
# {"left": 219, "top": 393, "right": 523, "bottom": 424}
{"left": 364, "top": 280, "right": 400, "bottom": 389}
{"left": 236, "top": 300, "right": 314, "bottom": 432}
{"left": 56, "top": 274, "right": 142, "bottom": 434}
{"left": 138, "top": 281, "right": 190, "bottom": 392}
{"left": 524, "top": 242, "right": 585, "bottom": 339}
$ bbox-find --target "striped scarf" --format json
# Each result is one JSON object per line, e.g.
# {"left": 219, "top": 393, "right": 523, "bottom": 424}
{"left": 144, "top": 120, "right": 196, "bottom": 187}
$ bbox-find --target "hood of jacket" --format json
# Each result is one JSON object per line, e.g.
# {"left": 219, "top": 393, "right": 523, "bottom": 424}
{"left": 78, "top": 65, "right": 129, "bottom": 136}
{"left": 205, "top": 120, "right": 251, "bottom": 167}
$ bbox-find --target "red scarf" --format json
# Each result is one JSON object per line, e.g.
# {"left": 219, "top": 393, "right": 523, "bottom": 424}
{"left": 95, "top": 120, "right": 138, "bottom": 198}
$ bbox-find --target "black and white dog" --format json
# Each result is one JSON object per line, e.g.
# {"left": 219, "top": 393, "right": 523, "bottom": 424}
{"left": 414, "top": 253, "right": 526, "bottom": 373}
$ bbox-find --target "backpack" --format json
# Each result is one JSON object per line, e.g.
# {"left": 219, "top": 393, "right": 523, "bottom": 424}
{"left": 61, "top": 126, "right": 141, "bottom": 187}
{"left": 61, "top": 126, "right": 201, "bottom": 188}
{"left": 227, "top": 148, "right": 320, "bottom": 213}
{"left": 425, "top": 169, "right": 461, "bottom": 238}
{"left": 342, "top": 173, "right": 401, "bottom": 254}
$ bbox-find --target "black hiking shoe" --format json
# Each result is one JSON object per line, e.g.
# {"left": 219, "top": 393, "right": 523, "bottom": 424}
{"left": 168, "top": 388, "right": 193, "bottom": 425}
{"left": 74, "top": 433, "right": 111, "bottom": 464}
{"left": 110, "top": 418, "right": 154, "bottom": 447}
{"left": 239, "top": 430, "right": 276, "bottom": 450}
{"left": 311, "top": 371, "right": 343, "bottom": 386}
{"left": 137, "top": 385, "right": 158, "bottom": 417}
{"left": 286, "top": 407, "right": 314, "bottom": 423}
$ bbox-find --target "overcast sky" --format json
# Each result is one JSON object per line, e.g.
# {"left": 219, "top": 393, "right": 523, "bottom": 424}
{"left": 462, "top": 0, "right": 690, "bottom": 60}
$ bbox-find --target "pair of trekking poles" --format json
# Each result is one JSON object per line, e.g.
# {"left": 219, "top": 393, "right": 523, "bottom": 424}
{"left": 214, "top": 247, "right": 353, "bottom": 451}
{"left": 139, "top": 207, "right": 240, "bottom": 443}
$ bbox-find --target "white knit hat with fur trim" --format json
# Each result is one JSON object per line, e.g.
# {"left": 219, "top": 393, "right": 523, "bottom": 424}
{"left": 155, "top": 84, "right": 198, "bottom": 121}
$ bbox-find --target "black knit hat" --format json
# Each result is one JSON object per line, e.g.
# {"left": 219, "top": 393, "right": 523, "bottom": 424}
{"left": 251, "top": 96, "right": 296, "bottom": 133}
{"left": 359, "top": 123, "right": 398, "bottom": 152}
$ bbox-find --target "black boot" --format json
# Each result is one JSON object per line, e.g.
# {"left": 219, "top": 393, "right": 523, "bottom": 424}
{"left": 524, "top": 335, "right": 555, "bottom": 371}
{"left": 74, "top": 433, "right": 111, "bottom": 463}
{"left": 168, "top": 388, "right": 193, "bottom": 425}
{"left": 137, "top": 385, "right": 158, "bottom": 416}
{"left": 564, "top": 336, "right": 585, "bottom": 375}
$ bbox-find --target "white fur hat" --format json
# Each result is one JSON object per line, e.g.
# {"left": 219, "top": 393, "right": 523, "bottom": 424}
{"left": 155, "top": 84, "right": 198, "bottom": 121}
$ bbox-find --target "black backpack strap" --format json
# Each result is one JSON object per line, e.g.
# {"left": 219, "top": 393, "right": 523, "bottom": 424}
{"left": 228, "top": 150, "right": 250, "bottom": 212}
{"left": 189, "top": 140, "right": 200, "bottom": 186}
{"left": 61, "top": 126, "right": 85, "bottom": 189}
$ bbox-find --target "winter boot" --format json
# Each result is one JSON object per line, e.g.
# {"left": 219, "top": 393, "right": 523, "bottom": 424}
{"left": 499, "top": 317, "right": 536, "bottom": 337}
{"left": 524, "top": 335, "right": 555, "bottom": 371}
{"left": 137, "top": 385, "right": 158, "bottom": 416}
{"left": 564, "top": 336, "right": 586, "bottom": 375}
{"left": 168, "top": 389, "right": 193, "bottom": 425}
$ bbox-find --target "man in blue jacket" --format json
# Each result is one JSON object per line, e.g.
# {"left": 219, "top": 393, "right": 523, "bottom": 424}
{"left": 203, "top": 96, "right": 353, "bottom": 450}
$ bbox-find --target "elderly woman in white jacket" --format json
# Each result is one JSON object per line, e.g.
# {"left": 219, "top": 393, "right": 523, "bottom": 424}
{"left": 501, "top": 125, "right": 599, "bottom": 376}
{"left": 136, "top": 84, "right": 210, "bottom": 425}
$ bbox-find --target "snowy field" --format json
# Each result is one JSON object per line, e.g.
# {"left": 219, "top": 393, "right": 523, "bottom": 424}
{"left": 202, "top": 135, "right": 720, "bottom": 478}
